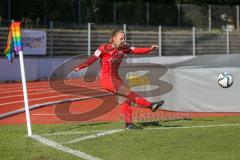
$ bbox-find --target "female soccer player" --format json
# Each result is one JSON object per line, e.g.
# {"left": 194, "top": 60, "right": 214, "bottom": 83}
{"left": 73, "top": 29, "right": 164, "bottom": 129}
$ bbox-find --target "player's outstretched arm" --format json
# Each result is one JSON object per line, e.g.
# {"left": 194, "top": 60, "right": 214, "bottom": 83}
{"left": 130, "top": 44, "right": 158, "bottom": 54}
{"left": 73, "top": 55, "right": 98, "bottom": 72}
{"left": 150, "top": 44, "right": 159, "bottom": 51}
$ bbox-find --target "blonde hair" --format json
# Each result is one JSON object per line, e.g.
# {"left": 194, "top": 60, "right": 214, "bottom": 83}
{"left": 109, "top": 29, "right": 124, "bottom": 43}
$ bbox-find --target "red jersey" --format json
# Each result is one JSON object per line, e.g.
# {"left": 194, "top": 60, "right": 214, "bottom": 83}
{"left": 78, "top": 43, "right": 153, "bottom": 92}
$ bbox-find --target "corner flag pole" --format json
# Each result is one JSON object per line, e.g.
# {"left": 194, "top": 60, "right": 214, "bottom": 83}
{"left": 11, "top": 22, "right": 32, "bottom": 136}
{"left": 19, "top": 51, "right": 32, "bottom": 136}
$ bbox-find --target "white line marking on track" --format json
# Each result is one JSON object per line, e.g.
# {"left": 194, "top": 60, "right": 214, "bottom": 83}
{"left": 0, "top": 82, "right": 77, "bottom": 89}
{"left": 32, "top": 114, "right": 84, "bottom": 116}
{"left": 0, "top": 94, "right": 74, "bottom": 106}
{"left": 64, "top": 129, "right": 124, "bottom": 144}
{"left": 0, "top": 85, "right": 102, "bottom": 95}
{"left": 0, "top": 90, "right": 107, "bottom": 106}
{"left": 0, "top": 93, "right": 113, "bottom": 119}
{"left": 31, "top": 135, "right": 101, "bottom": 160}
{"left": 0, "top": 87, "right": 104, "bottom": 99}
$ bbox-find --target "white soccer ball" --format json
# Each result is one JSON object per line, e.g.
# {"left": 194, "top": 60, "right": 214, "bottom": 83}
{"left": 218, "top": 72, "right": 233, "bottom": 88}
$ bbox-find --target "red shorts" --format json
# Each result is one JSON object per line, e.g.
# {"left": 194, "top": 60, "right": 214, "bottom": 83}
{"left": 100, "top": 76, "right": 123, "bottom": 93}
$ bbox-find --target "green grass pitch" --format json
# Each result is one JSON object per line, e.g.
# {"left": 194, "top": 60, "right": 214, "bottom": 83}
{"left": 1, "top": 116, "right": 240, "bottom": 160}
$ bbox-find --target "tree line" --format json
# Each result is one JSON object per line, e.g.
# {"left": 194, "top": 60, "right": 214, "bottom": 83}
{"left": 0, "top": 0, "right": 239, "bottom": 27}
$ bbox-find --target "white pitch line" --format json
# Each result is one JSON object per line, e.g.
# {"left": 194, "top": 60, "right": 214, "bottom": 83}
{"left": 44, "top": 123, "right": 240, "bottom": 138}
{"left": 42, "top": 131, "right": 92, "bottom": 136}
{"left": 65, "top": 129, "right": 124, "bottom": 144}
{"left": 59, "top": 123, "right": 240, "bottom": 145}
{"left": 42, "top": 129, "right": 113, "bottom": 136}
{"left": 145, "top": 123, "right": 240, "bottom": 130}
{"left": 31, "top": 135, "right": 101, "bottom": 160}
{"left": 31, "top": 122, "right": 240, "bottom": 159}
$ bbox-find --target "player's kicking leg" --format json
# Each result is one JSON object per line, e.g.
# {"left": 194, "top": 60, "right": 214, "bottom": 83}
{"left": 151, "top": 100, "right": 165, "bottom": 112}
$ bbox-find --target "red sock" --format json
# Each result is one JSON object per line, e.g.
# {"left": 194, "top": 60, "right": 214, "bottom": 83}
{"left": 127, "top": 92, "right": 152, "bottom": 107}
{"left": 120, "top": 102, "right": 132, "bottom": 124}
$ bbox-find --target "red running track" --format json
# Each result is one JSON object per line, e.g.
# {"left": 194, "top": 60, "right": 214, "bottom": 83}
{"left": 0, "top": 80, "right": 240, "bottom": 125}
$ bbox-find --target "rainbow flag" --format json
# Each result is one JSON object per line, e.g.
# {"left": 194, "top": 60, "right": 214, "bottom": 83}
{"left": 11, "top": 22, "right": 23, "bottom": 52}
{"left": 4, "top": 22, "right": 23, "bottom": 62}
{"left": 4, "top": 29, "right": 14, "bottom": 62}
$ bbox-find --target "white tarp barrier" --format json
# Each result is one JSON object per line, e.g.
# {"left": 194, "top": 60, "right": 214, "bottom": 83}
{"left": 129, "top": 54, "right": 240, "bottom": 112}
